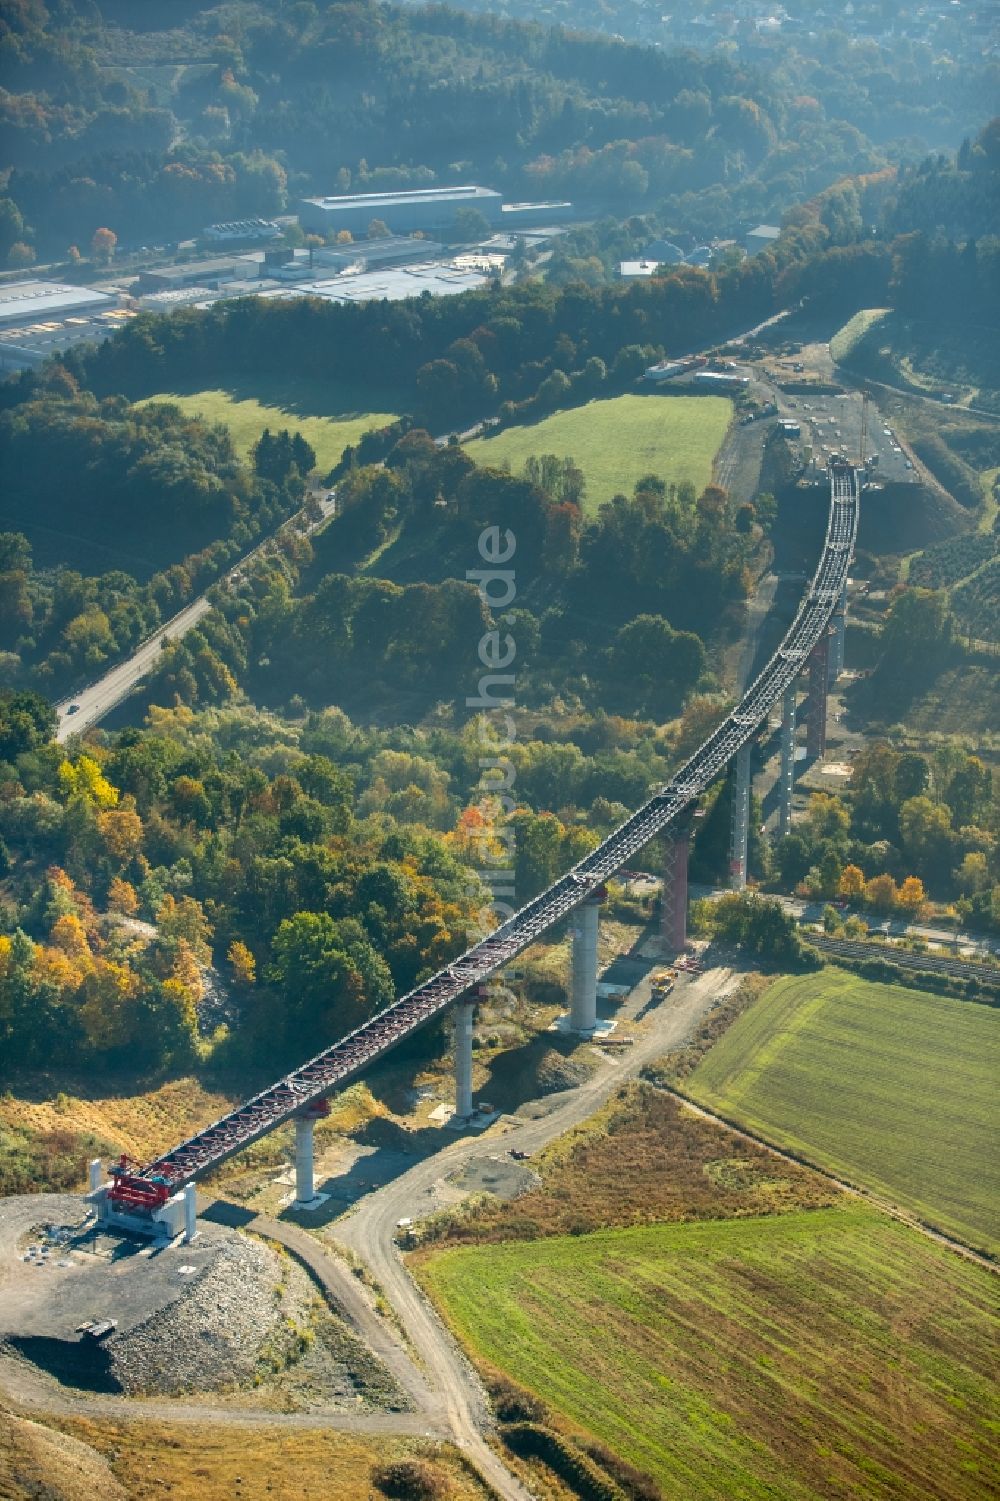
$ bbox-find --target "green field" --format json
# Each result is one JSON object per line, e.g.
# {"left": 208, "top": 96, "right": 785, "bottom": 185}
{"left": 421, "top": 1208, "right": 998, "bottom": 1500}
{"left": 138, "top": 375, "right": 400, "bottom": 473}
{"left": 687, "top": 971, "right": 999, "bottom": 1252}
{"left": 465, "top": 393, "right": 732, "bottom": 513}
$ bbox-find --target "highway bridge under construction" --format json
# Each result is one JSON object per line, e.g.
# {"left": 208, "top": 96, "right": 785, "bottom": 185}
{"left": 98, "top": 460, "right": 860, "bottom": 1231}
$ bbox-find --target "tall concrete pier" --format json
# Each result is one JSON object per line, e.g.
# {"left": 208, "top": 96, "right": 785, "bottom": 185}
{"left": 570, "top": 892, "right": 603, "bottom": 1033}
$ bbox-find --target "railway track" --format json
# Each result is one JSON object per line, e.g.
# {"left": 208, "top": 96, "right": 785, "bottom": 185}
{"left": 131, "top": 464, "right": 860, "bottom": 1195}
{"left": 809, "top": 933, "right": 1000, "bottom": 987}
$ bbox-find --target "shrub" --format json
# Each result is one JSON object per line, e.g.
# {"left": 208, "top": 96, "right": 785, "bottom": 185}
{"left": 581, "top": 1441, "right": 663, "bottom": 1501}
{"left": 503, "top": 1424, "right": 629, "bottom": 1501}
{"left": 488, "top": 1371, "right": 549, "bottom": 1423}
{"left": 372, "top": 1457, "right": 451, "bottom": 1500}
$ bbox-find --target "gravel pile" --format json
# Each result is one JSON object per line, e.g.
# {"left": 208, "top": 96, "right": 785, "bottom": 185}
{"left": 108, "top": 1235, "right": 289, "bottom": 1396}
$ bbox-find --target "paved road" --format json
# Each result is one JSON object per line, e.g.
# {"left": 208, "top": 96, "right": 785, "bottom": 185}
{"left": 335, "top": 964, "right": 739, "bottom": 1501}
{"left": 54, "top": 491, "right": 336, "bottom": 743}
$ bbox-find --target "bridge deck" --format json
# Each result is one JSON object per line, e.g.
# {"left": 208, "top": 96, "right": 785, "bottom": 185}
{"left": 140, "top": 467, "right": 859, "bottom": 1189}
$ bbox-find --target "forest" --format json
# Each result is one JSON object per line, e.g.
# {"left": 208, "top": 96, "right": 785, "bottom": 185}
{"left": 1, "top": 7, "right": 998, "bottom": 1102}
{"left": 0, "top": 0, "right": 995, "bottom": 265}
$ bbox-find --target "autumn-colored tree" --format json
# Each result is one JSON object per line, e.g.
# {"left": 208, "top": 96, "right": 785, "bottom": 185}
{"left": 170, "top": 940, "right": 205, "bottom": 1007}
{"left": 865, "top": 872, "right": 898, "bottom": 912}
{"left": 156, "top": 893, "right": 213, "bottom": 965}
{"left": 336, "top": 229, "right": 354, "bottom": 243}
{"left": 227, "top": 940, "right": 256, "bottom": 987}
{"left": 90, "top": 227, "right": 117, "bottom": 263}
{"left": 97, "top": 800, "right": 144, "bottom": 863}
{"left": 79, "top": 959, "right": 141, "bottom": 1051}
{"left": 955, "top": 851, "right": 989, "bottom": 895}
{"left": 896, "top": 875, "right": 926, "bottom": 914}
{"left": 8, "top": 241, "right": 35, "bottom": 268}
{"left": 58, "top": 754, "right": 119, "bottom": 809}
{"left": 107, "top": 877, "right": 139, "bottom": 916}
{"left": 838, "top": 864, "right": 866, "bottom": 900}
{"left": 49, "top": 912, "right": 91, "bottom": 962}
{"left": 33, "top": 944, "right": 83, "bottom": 995}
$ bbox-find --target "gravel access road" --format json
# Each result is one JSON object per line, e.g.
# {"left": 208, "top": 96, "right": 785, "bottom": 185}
{"left": 336, "top": 965, "right": 739, "bottom": 1501}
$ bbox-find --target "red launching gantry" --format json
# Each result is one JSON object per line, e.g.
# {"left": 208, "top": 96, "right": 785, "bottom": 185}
{"left": 108, "top": 1155, "right": 174, "bottom": 1213}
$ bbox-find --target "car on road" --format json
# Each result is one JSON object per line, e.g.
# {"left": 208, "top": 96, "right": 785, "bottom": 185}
{"left": 66, "top": 703, "right": 80, "bottom": 715}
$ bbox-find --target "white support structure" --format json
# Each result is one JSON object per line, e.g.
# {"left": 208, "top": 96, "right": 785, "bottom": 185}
{"left": 89, "top": 1159, "right": 103, "bottom": 1193}
{"left": 184, "top": 1183, "right": 199, "bottom": 1243}
{"left": 570, "top": 895, "right": 601, "bottom": 1034}
{"left": 294, "top": 1114, "right": 316, "bottom": 1207}
{"left": 454, "top": 997, "right": 476, "bottom": 1120}
{"left": 778, "top": 685, "right": 797, "bottom": 839}
{"left": 729, "top": 741, "right": 752, "bottom": 891}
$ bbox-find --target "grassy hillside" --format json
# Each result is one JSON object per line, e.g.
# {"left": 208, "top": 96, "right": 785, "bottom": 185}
{"left": 829, "top": 306, "right": 890, "bottom": 366}
{"left": 420, "top": 1207, "right": 998, "bottom": 1500}
{"left": 687, "top": 971, "right": 999, "bottom": 1252}
{"left": 10, "top": 1415, "right": 488, "bottom": 1501}
{"left": 465, "top": 393, "right": 732, "bottom": 512}
{"left": 138, "top": 375, "right": 400, "bottom": 472}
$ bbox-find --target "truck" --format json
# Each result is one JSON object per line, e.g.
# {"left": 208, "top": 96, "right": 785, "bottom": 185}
{"left": 650, "top": 968, "right": 677, "bottom": 998}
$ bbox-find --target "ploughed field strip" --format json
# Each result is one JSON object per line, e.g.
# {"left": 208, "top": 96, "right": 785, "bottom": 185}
{"left": 686, "top": 971, "right": 1000, "bottom": 1253}
{"left": 118, "top": 464, "right": 859, "bottom": 1203}
{"left": 419, "top": 1207, "right": 999, "bottom": 1501}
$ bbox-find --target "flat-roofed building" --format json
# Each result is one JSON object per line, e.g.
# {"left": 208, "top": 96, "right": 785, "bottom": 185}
{"left": 499, "top": 200, "right": 573, "bottom": 227}
{"left": 133, "top": 257, "right": 257, "bottom": 293}
{"left": 311, "top": 235, "right": 443, "bottom": 273}
{"left": 0, "top": 279, "right": 114, "bottom": 329}
{"left": 202, "top": 218, "right": 281, "bottom": 243}
{"left": 299, "top": 186, "right": 502, "bottom": 237}
{"left": 745, "top": 223, "right": 781, "bottom": 254}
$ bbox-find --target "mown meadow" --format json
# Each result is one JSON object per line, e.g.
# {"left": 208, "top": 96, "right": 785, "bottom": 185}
{"left": 686, "top": 969, "right": 999, "bottom": 1253}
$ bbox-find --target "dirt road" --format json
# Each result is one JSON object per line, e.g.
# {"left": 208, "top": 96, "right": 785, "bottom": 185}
{"left": 0, "top": 969, "right": 734, "bottom": 1498}
{"left": 335, "top": 966, "right": 739, "bottom": 1500}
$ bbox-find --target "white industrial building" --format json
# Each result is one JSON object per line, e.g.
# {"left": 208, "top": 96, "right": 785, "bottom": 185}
{"left": 0, "top": 279, "right": 114, "bottom": 329}
{"left": 299, "top": 185, "right": 503, "bottom": 237}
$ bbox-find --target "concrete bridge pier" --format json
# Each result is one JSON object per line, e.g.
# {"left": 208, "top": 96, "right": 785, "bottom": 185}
{"left": 807, "top": 632, "right": 831, "bottom": 759}
{"left": 829, "top": 583, "right": 847, "bottom": 683}
{"left": 454, "top": 995, "right": 476, "bottom": 1120}
{"left": 184, "top": 1183, "right": 199, "bottom": 1243}
{"left": 570, "top": 891, "right": 604, "bottom": 1034}
{"left": 778, "top": 685, "right": 797, "bottom": 838}
{"left": 294, "top": 1099, "right": 330, "bottom": 1208}
{"left": 662, "top": 814, "right": 700, "bottom": 953}
{"left": 729, "top": 741, "right": 752, "bottom": 891}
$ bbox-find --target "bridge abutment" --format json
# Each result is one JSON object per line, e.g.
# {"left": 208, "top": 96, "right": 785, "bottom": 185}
{"left": 570, "top": 892, "right": 603, "bottom": 1034}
